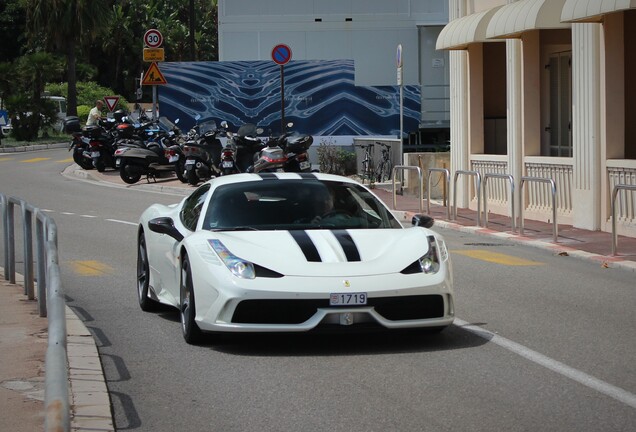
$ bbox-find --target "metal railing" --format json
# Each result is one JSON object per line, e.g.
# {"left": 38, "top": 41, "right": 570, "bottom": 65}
{"left": 392, "top": 165, "right": 423, "bottom": 214}
{"left": 427, "top": 168, "right": 450, "bottom": 219}
{"left": 519, "top": 177, "right": 558, "bottom": 242}
{"left": 482, "top": 173, "right": 516, "bottom": 233}
{"left": 1, "top": 193, "right": 70, "bottom": 432}
{"left": 611, "top": 184, "right": 636, "bottom": 256}
{"left": 453, "top": 170, "right": 482, "bottom": 226}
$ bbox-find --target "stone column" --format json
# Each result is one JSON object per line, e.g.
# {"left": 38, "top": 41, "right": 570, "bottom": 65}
{"left": 571, "top": 23, "right": 601, "bottom": 230}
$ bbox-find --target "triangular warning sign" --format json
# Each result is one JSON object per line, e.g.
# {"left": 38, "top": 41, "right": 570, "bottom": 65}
{"left": 142, "top": 62, "right": 167, "bottom": 85}
{"left": 103, "top": 96, "right": 120, "bottom": 112}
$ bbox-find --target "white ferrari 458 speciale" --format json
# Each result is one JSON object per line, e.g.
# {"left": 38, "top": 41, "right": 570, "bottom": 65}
{"left": 137, "top": 172, "right": 454, "bottom": 344}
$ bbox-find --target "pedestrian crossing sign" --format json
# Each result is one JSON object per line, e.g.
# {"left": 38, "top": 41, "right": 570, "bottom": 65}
{"left": 142, "top": 62, "right": 167, "bottom": 85}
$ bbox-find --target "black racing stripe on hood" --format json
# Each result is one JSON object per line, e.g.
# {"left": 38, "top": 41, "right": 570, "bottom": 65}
{"left": 298, "top": 173, "right": 319, "bottom": 179}
{"left": 332, "top": 230, "right": 361, "bottom": 262}
{"left": 289, "top": 231, "right": 321, "bottom": 262}
{"left": 257, "top": 172, "right": 278, "bottom": 180}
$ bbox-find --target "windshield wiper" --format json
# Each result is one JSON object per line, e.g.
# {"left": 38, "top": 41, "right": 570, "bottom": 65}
{"left": 211, "top": 226, "right": 259, "bottom": 231}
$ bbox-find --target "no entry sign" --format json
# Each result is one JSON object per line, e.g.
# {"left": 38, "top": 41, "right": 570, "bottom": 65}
{"left": 271, "top": 44, "right": 292, "bottom": 65}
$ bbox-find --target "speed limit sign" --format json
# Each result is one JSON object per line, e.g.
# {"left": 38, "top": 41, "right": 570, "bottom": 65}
{"left": 144, "top": 29, "right": 163, "bottom": 48}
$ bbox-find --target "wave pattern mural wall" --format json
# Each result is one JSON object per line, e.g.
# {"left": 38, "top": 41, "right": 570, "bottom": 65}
{"left": 158, "top": 60, "right": 420, "bottom": 136}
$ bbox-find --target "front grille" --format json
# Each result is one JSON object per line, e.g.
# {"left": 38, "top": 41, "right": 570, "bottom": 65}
{"left": 231, "top": 295, "right": 445, "bottom": 325}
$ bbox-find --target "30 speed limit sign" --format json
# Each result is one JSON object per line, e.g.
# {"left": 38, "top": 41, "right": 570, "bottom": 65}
{"left": 144, "top": 29, "right": 163, "bottom": 48}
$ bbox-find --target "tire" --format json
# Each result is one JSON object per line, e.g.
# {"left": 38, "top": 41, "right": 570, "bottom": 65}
{"left": 376, "top": 160, "right": 392, "bottom": 183}
{"left": 73, "top": 151, "right": 93, "bottom": 170}
{"left": 95, "top": 158, "right": 106, "bottom": 172}
{"left": 137, "top": 232, "right": 158, "bottom": 311}
{"left": 186, "top": 167, "right": 199, "bottom": 186}
{"left": 120, "top": 161, "right": 142, "bottom": 184}
{"left": 180, "top": 254, "right": 203, "bottom": 344}
{"left": 175, "top": 159, "right": 187, "bottom": 183}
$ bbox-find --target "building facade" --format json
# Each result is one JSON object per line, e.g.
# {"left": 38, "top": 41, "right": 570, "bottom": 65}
{"left": 218, "top": 0, "right": 451, "bottom": 147}
{"left": 437, "top": 0, "right": 636, "bottom": 236}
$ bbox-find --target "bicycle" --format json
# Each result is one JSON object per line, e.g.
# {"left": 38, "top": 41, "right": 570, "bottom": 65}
{"left": 355, "top": 143, "right": 375, "bottom": 185}
{"left": 375, "top": 142, "right": 392, "bottom": 183}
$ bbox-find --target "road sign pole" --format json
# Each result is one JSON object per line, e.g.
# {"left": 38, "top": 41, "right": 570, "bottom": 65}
{"left": 280, "top": 65, "right": 285, "bottom": 133}
{"left": 152, "top": 86, "right": 158, "bottom": 120}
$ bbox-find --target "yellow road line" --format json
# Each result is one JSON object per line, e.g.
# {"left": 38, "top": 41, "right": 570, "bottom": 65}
{"left": 21, "top": 157, "right": 51, "bottom": 163}
{"left": 69, "top": 260, "right": 114, "bottom": 276}
{"left": 452, "top": 249, "right": 544, "bottom": 266}
{"left": 58, "top": 158, "right": 74, "bottom": 162}
{"left": 0, "top": 157, "right": 14, "bottom": 161}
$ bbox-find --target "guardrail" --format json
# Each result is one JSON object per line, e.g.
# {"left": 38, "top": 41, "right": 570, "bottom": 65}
{"left": 482, "top": 173, "right": 516, "bottom": 233}
{"left": 452, "top": 170, "right": 482, "bottom": 226}
{"left": 519, "top": 177, "right": 558, "bottom": 242}
{"left": 427, "top": 168, "right": 450, "bottom": 219}
{"left": 1, "top": 193, "right": 70, "bottom": 432}
{"left": 611, "top": 184, "right": 636, "bottom": 256}
{"left": 392, "top": 165, "right": 423, "bottom": 214}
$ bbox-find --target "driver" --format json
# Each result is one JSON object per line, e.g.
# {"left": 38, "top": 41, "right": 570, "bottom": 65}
{"left": 310, "top": 186, "right": 350, "bottom": 224}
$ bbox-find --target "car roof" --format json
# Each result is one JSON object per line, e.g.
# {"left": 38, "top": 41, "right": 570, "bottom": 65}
{"left": 203, "top": 172, "right": 362, "bottom": 187}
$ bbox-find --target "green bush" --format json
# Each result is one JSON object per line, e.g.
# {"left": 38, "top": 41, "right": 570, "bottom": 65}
{"left": 45, "top": 82, "right": 129, "bottom": 112}
{"left": 76, "top": 105, "right": 91, "bottom": 124}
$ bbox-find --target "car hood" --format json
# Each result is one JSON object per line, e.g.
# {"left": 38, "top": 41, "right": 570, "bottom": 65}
{"left": 190, "top": 228, "right": 435, "bottom": 277}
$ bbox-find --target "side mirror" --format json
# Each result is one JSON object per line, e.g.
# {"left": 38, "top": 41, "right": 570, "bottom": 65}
{"left": 287, "top": 122, "right": 294, "bottom": 128}
{"left": 411, "top": 214, "right": 434, "bottom": 228}
{"left": 220, "top": 121, "right": 228, "bottom": 128}
{"left": 174, "top": 118, "right": 180, "bottom": 124}
{"left": 148, "top": 217, "right": 184, "bottom": 242}
{"left": 256, "top": 127, "right": 264, "bottom": 135}
{"left": 194, "top": 114, "right": 201, "bottom": 121}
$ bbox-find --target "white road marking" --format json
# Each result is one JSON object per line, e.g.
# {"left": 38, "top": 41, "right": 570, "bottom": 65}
{"left": 455, "top": 318, "right": 636, "bottom": 409}
{"left": 105, "top": 218, "right": 137, "bottom": 226}
{"left": 60, "top": 212, "right": 75, "bottom": 215}
{"left": 80, "top": 215, "right": 98, "bottom": 218}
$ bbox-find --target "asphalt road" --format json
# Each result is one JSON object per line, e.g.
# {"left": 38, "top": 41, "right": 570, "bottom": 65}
{"left": 1, "top": 147, "right": 635, "bottom": 432}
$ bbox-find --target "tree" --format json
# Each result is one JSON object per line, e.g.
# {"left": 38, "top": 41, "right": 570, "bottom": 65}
{"left": 25, "top": 0, "right": 111, "bottom": 117}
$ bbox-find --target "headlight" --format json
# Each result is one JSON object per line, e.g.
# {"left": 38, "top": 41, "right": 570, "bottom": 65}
{"left": 208, "top": 240, "right": 255, "bottom": 279}
{"left": 401, "top": 235, "right": 447, "bottom": 274}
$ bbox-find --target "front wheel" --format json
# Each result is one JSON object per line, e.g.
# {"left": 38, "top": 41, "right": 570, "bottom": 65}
{"left": 73, "top": 150, "right": 93, "bottom": 170}
{"left": 120, "top": 161, "right": 142, "bottom": 184}
{"left": 180, "top": 255, "right": 203, "bottom": 344}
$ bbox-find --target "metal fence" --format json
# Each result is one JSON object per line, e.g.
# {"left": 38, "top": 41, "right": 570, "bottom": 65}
{"left": 1, "top": 192, "right": 70, "bottom": 431}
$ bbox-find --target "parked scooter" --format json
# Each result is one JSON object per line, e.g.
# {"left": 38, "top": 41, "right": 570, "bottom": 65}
{"left": 229, "top": 123, "right": 266, "bottom": 173}
{"left": 115, "top": 117, "right": 186, "bottom": 184}
{"left": 182, "top": 119, "right": 226, "bottom": 185}
{"left": 270, "top": 122, "right": 314, "bottom": 173}
{"left": 65, "top": 116, "right": 93, "bottom": 170}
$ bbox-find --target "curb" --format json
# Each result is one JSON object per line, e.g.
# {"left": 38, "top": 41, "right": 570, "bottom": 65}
{"left": 0, "top": 142, "right": 68, "bottom": 153}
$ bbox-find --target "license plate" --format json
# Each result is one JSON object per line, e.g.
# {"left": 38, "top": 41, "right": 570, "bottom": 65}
{"left": 330, "top": 292, "right": 367, "bottom": 306}
{"left": 299, "top": 161, "right": 311, "bottom": 170}
{"left": 222, "top": 161, "right": 234, "bottom": 168}
{"left": 115, "top": 159, "right": 121, "bottom": 167}
{"left": 91, "top": 151, "right": 100, "bottom": 157}
{"left": 168, "top": 155, "right": 179, "bottom": 163}
{"left": 185, "top": 159, "right": 195, "bottom": 165}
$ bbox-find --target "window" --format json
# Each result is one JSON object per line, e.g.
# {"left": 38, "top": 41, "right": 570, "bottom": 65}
{"left": 547, "top": 51, "right": 572, "bottom": 157}
{"left": 180, "top": 184, "right": 210, "bottom": 231}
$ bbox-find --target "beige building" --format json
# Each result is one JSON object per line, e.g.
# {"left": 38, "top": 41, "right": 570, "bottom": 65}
{"left": 436, "top": 0, "right": 636, "bottom": 237}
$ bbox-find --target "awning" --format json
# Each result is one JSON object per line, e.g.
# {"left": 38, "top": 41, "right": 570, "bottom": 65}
{"left": 486, "top": 0, "right": 570, "bottom": 39}
{"left": 561, "top": 0, "right": 636, "bottom": 23}
{"left": 436, "top": 6, "right": 504, "bottom": 50}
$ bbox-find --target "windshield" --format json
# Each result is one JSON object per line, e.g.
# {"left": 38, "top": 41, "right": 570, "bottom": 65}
{"left": 158, "top": 116, "right": 177, "bottom": 132}
{"left": 198, "top": 120, "right": 217, "bottom": 135}
{"left": 202, "top": 180, "right": 402, "bottom": 231}
{"left": 237, "top": 123, "right": 259, "bottom": 137}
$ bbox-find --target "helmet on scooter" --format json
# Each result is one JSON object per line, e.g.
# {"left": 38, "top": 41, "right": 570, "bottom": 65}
{"left": 113, "top": 109, "right": 126, "bottom": 123}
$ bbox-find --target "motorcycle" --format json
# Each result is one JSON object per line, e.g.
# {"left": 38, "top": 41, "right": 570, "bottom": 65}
{"left": 65, "top": 116, "right": 93, "bottom": 170}
{"left": 270, "top": 122, "right": 314, "bottom": 173}
{"left": 229, "top": 123, "right": 266, "bottom": 173}
{"left": 116, "top": 117, "right": 187, "bottom": 184}
{"left": 182, "top": 119, "right": 225, "bottom": 185}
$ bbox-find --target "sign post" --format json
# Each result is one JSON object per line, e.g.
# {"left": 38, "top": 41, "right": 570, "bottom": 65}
{"left": 142, "top": 29, "right": 165, "bottom": 119}
{"left": 397, "top": 44, "right": 404, "bottom": 162}
{"left": 272, "top": 44, "right": 292, "bottom": 133}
